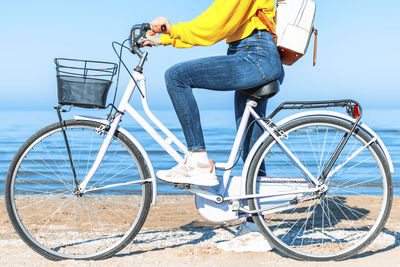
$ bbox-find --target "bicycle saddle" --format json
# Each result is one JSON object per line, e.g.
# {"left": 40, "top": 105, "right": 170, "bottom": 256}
{"left": 239, "top": 79, "right": 280, "bottom": 101}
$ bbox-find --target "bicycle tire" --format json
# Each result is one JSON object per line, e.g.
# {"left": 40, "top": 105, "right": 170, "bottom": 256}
{"left": 246, "top": 116, "right": 392, "bottom": 261}
{"left": 5, "top": 119, "right": 152, "bottom": 260}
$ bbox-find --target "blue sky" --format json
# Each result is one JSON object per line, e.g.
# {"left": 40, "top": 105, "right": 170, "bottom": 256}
{"left": 0, "top": 0, "right": 399, "bottom": 111}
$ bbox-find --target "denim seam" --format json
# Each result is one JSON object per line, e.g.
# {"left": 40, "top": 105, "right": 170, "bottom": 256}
{"left": 166, "top": 69, "right": 204, "bottom": 150}
{"left": 229, "top": 46, "right": 249, "bottom": 52}
{"left": 248, "top": 39, "right": 276, "bottom": 46}
{"left": 180, "top": 98, "right": 197, "bottom": 150}
{"left": 244, "top": 49, "right": 270, "bottom": 81}
{"left": 257, "top": 60, "right": 267, "bottom": 80}
{"left": 243, "top": 52, "right": 259, "bottom": 73}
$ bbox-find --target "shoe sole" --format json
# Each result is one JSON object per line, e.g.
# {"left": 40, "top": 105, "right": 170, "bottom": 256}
{"left": 157, "top": 174, "right": 219, "bottom": 187}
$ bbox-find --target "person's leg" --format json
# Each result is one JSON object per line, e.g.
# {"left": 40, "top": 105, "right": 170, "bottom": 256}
{"left": 234, "top": 92, "right": 267, "bottom": 174}
{"left": 232, "top": 30, "right": 285, "bottom": 176}
{"left": 164, "top": 64, "right": 206, "bottom": 152}
{"left": 159, "top": 30, "right": 283, "bottom": 185}
{"left": 159, "top": 53, "right": 269, "bottom": 186}
{"left": 164, "top": 53, "right": 271, "bottom": 152}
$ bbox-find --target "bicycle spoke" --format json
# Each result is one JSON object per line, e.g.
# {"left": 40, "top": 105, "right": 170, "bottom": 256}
{"left": 27, "top": 150, "right": 72, "bottom": 190}
{"left": 248, "top": 117, "right": 391, "bottom": 260}
{"left": 7, "top": 121, "right": 151, "bottom": 259}
{"left": 91, "top": 155, "right": 135, "bottom": 188}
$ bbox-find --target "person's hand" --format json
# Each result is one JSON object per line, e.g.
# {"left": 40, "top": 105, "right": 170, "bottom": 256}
{"left": 142, "top": 32, "right": 161, "bottom": 47}
{"left": 150, "top": 17, "right": 171, "bottom": 34}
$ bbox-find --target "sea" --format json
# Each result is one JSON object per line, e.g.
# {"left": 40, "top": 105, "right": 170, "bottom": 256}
{"left": 0, "top": 108, "right": 399, "bottom": 195}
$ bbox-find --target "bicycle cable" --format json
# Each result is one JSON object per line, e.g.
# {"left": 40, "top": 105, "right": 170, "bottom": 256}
{"left": 107, "top": 40, "right": 124, "bottom": 118}
{"left": 108, "top": 39, "right": 146, "bottom": 118}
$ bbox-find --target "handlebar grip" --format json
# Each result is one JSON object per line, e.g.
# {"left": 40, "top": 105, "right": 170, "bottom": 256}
{"left": 141, "top": 23, "right": 151, "bottom": 36}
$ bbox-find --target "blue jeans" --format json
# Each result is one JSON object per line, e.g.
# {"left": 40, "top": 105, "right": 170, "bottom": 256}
{"left": 165, "top": 30, "right": 284, "bottom": 161}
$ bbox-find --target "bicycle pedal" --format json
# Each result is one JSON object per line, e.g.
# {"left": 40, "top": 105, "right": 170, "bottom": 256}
{"left": 173, "top": 183, "right": 191, "bottom": 190}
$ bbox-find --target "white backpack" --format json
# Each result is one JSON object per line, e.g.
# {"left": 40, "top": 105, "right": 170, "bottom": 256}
{"left": 276, "top": 0, "right": 317, "bottom": 66}
{"left": 258, "top": 0, "right": 317, "bottom": 66}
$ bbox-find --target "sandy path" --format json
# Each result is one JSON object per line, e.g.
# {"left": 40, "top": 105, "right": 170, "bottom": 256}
{"left": 0, "top": 195, "right": 399, "bottom": 267}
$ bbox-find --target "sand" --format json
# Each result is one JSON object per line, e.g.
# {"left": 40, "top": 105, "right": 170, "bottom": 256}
{"left": 0, "top": 195, "right": 399, "bottom": 267}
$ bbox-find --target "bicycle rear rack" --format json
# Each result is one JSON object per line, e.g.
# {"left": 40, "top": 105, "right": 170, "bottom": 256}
{"left": 266, "top": 99, "right": 362, "bottom": 120}
{"left": 265, "top": 99, "right": 363, "bottom": 184}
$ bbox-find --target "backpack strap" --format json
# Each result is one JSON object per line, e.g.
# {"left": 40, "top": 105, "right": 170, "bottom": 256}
{"left": 313, "top": 28, "right": 318, "bottom": 66}
{"left": 256, "top": 9, "right": 277, "bottom": 43}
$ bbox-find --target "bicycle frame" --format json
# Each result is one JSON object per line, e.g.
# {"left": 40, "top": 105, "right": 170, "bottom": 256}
{"left": 7, "top": 23, "right": 395, "bottom": 261}
{"left": 72, "top": 64, "right": 395, "bottom": 216}
{"left": 76, "top": 69, "right": 322, "bottom": 204}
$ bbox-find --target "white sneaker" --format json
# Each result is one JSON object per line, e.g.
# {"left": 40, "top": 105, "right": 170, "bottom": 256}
{"left": 156, "top": 159, "right": 219, "bottom": 187}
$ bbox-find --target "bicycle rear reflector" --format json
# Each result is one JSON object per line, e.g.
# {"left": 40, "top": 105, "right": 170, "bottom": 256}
{"left": 352, "top": 105, "right": 360, "bottom": 119}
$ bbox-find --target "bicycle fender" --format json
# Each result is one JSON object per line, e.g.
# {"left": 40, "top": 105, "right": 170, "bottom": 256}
{"left": 276, "top": 110, "right": 394, "bottom": 174}
{"left": 74, "top": 116, "right": 157, "bottom": 205}
{"left": 240, "top": 110, "right": 394, "bottom": 193}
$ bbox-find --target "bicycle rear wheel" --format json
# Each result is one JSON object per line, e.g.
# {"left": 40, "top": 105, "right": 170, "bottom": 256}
{"left": 5, "top": 119, "right": 152, "bottom": 260}
{"left": 246, "top": 116, "right": 392, "bottom": 261}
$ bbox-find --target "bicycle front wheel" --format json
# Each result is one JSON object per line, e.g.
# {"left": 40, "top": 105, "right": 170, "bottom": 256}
{"left": 246, "top": 116, "right": 392, "bottom": 261}
{"left": 5, "top": 119, "right": 152, "bottom": 260}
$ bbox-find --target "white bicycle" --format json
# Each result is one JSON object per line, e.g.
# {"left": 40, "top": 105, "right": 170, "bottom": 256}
{"left": 5, "top": 24, "right": 394, "bottom": 261}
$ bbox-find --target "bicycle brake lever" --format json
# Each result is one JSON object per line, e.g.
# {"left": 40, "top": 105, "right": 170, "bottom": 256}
{"left": 137, "top": 37, "right": 159, "bottom": 47}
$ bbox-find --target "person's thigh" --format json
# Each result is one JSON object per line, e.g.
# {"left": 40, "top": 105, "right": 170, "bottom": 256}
{"left": 166, "top": 52, "right": 270, "bottom": 92}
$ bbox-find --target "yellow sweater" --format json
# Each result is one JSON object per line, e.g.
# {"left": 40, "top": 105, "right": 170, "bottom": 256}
{"left": 160, "top": 0, "right": 276, "bottom": 48}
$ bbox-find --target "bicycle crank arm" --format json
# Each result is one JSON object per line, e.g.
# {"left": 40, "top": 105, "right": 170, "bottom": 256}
{"left": 187, "top": 187, "right": 223, "bottom": 203}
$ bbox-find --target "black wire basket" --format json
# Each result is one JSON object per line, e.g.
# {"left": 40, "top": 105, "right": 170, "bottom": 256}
{"left": 55, "top": 58, "right": 118, "bottom": 109}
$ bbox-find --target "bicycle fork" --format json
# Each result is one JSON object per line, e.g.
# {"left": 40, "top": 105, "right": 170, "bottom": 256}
{"left": 77, "top": 112, "right": 122, "bottom": 193}
{"left": 56, "top": 106, "right": 79, "bottom": 191}
{"left": 56, "top": 105, "right": 123, "bottom": 195}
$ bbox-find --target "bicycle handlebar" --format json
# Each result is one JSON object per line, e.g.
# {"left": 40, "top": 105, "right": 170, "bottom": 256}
{"left": 130, "top": 23, "right": 167, "bottom": 58}
{"left": 129, "top": 23, "right": 150, "bottom": 54}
